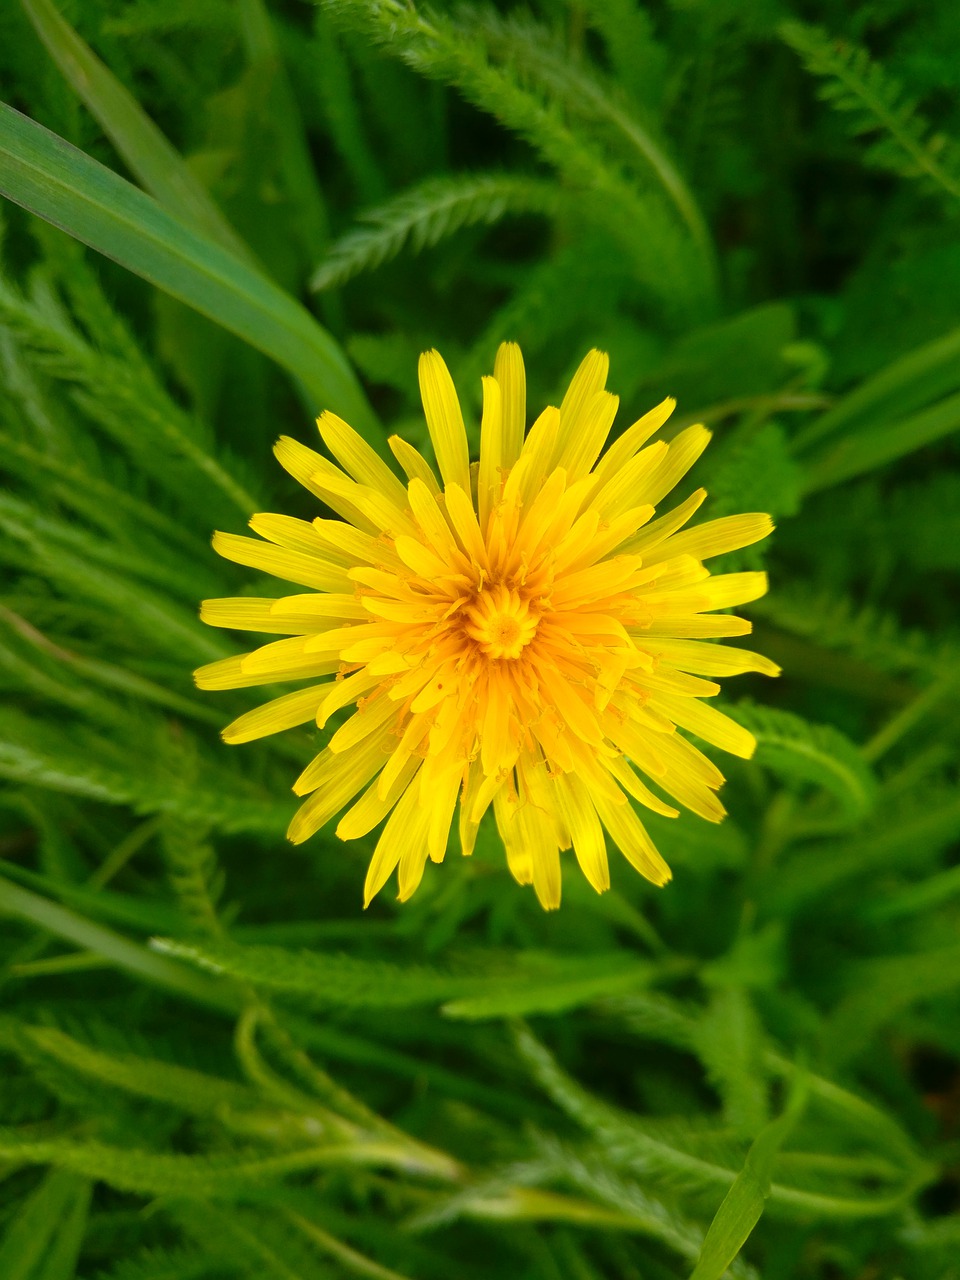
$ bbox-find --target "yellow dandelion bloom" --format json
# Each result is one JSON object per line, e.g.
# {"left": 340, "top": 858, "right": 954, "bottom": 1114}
{"left": 197, "top": 345, "right": 778, "bottom": 909}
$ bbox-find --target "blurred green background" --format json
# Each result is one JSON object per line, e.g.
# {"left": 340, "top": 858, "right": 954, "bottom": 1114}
{"left": 2, "top": 1, "right": 960, "bottom": 1277}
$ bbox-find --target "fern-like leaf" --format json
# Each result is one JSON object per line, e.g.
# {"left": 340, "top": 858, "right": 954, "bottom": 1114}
{"left": 753, "top": 584, "right": 960, "bottom": 682}
{"left": 319, "top": 0, "right": 712, "bottom": 318}
{"left": 695, "top": 988, "right": 769, "bottom": 1139}
{"left": 312, "top": 172, "right": 558, "bottom": 290}
{"left": 93, "top": 1245, "right": 224, "bottom": 1280}
{"left": 456, "top": 8, "right": 712, "bottom": 263}
{"left": 782, "top": 21, "right": 960, "bottom": 207}
{"left": 730, "top": 702, "right": 877, "bottom": 827}
{"left": 153, "top": 937, "right": 655, "bottom": 1014}
{"left": 160, "top": 820, "right": 225, "bottom": 938}
{"left": 533, "top": 1136, "right": 759, "bottom": 1280}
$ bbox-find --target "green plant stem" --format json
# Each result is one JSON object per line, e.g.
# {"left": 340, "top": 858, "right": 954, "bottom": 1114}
{"left": 0, "top": 873, "right": 238, "bottom": 1011}
{"left": 863, "top": 675, "right": 957, "bottom": 763}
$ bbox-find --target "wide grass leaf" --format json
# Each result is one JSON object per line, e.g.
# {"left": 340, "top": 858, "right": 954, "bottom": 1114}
{"left": 0, "top": 102, "right": 378, "bottom": 438}
{"left": 20, "top": 0, "right": 253, "bottom": 260}
{"left": 0, "top": 1168, "right": 89, "bottom": 1280}
{"left": 688, "top": 1079, "right": 807, "bottom": 1280}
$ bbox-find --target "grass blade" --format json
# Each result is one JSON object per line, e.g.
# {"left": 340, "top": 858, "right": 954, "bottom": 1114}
{"left": 20, "top": 0, "right": 253, "bottom": 261}
{"left": 804, "top": 390, "right": 960, "bottom": 492}
{"left": 688, "top": 1079, "right": 807, "bottom": 1280}
{"left": 0, "top": 102, "right": 379, "bottom": 439}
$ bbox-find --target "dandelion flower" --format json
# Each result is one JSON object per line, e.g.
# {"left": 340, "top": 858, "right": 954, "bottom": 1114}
{"left": 197, "top": 345, "right": 778, "bottom": 909}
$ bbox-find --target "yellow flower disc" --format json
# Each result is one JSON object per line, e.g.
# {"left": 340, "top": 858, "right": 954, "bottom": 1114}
{"left": 197, "top": 345, "right": 778, "bottom": 909}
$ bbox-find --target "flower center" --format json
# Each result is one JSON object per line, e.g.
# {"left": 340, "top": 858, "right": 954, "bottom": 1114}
{"left": 464, "top": 584, "right": 539, "bottom": 660}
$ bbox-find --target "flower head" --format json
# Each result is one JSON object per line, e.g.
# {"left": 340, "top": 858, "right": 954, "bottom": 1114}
{"left": 197, "top": 345, "right": 777, "bottom": 909}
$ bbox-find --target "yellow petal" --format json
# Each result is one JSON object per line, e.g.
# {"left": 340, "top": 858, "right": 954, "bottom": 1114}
{"left": 336, "top": 757, "right": 421, "bottom": 841}
{"left": 222, "top": 684, "right": 330, "bottom": 743}
{"left": 556, "top": 389, "right": 620, "bottom": 481}
{"left": 651, "top": 692, "right": 757, "bottom": 759}
{"left": 288, "top": 728, "right": 394, "bottom": 839}
{"left": 365, "top": 779, "right": 429, "bottom": 906}
{"left": 641, "top": 613, "right": 753, "bottom": 638}
{"left": 592, "top": 441, "right": 669, "bottom": 519}
{"left": 201, "top": 597, "right": 306, "bottom": 635}
{"left": 508, "top": 406, "right": 560, "bottom": 509}
{"left": 316, "top": 410, "right": 409, "bottom": 507}
{"left": 212, "top": 531, "right": 350, "bottom": 593}
{"left": 593, "top": 790, "right": 671, "bottom": 886}
{"left": 309, "top": 469, "right": 416, "bottom": 538}
{"left": 270, "top": 593, "right": 368, "bottom": 622}
{"left": 388, "top": 434, "right": 441, "bottom": 494}
{"left": 397, "top": 831, "right": 432, "bottom": 901}
{"left": 623, "top": 488, "right": 707, "bottom": 555}
{"left": 634, "top": 425, "right": 712, "bottom": 508}
{"left": 634, "top": 731, "right": 727, "bottom": 823}
{"left": 477, "top": 374, "right": 503, "bottom": 531}
{"left": 272, "top": 436, "right": 329, "bottom": 499}
{"left": 539, "top": 668, "right": 604, "bottom": 746}
{"left": 494, "top": 341, "right": 526, "bottom": 468}
{"left": 644, "top": 513, "right": 774, "bottom": 565}
{"left": 494, "top": 784, "right": 532, "bottom": 885}
{"left": 248, "top": 513, "right": 344, "bottom": 559}
{"left": 376, "top": 714, "right": 431, "bottom": 797}
{"left": 443, "top": 483, "right": 487, "bottom": 567}
{"left": 529, "top": 825, "right": 562, "bottom": 910}
{"left": 589, "top": 397, "right": 676, "bottom": 497}
{"left": 516, "top": 757, "right": 563, "bottom": 910}
{"left": 407, "top": 477, "right": 460, "bottom": 559}
{"left": 638, "top": 666, "right": 721, "bottom": 698}
{"left": 605, "top": 755, "right": 679, "bottom": 818}
{"left": 236, "top": 636, "right": 346, "bottom": 683}
{"left": 316, "top": 667, "right": 382, "bottom": 729}
{"left": 195, "top": 653, "right": 339, "bottom": 691}
{"left": 394, "top": 535, "right": 451, "bottom": 581}
{"left": 639, "top": 638, "right": 780, "bottom": 677}
{"left": 556, "top": 349, "right": 609, "bottom": 467}
{"left": 421, "top": 762, "right": 462, "bottom": 862}
{"left": 556, "top": 773, "right": 609, "bottom": 894}
{"left": 418, "top": 349, "right": 471, "bottom": 493}
{"left": 328, "top": 689, "right": 399, "bottom": 753}
{"left": 693, "top": 571, "right": 769, "bottom": 611}
{"left": 557, "top": 504, "right": 654, "bottom": 575}
{"left": 293, "top": 723, "right": 392, "bottom": 799}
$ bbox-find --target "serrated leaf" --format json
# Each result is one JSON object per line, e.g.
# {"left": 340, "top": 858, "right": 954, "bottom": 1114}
{"left": 781, "top": 21, "right": 960, "bottom": 206}
{"left": 729, "top": 703, "right": 877, "bottom": 827}
{"left": 826, "top": 942, "right": 960, "bottom": 1068}
{"left": 442, "top": 960, "right": 654, "bottom": 1020}
{"left": 154, "top": 937, "right": 659, "bottom": 1016}
{"left": 312, "top": 172, "right": 560, "bottom": 290}
{"left": 694, "top": 988, "right": 769, "bottom": 1138}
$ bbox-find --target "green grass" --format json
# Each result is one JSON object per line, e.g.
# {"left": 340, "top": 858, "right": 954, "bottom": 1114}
{"left": 1, "top": 1, "right": 960, "bottom": 1277}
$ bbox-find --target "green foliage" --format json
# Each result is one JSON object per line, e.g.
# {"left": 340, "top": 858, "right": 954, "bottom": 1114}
{"left": 320, "top": 0, "right": 714, "bottom": 321}
{"left": 0, "top": 102, "right": 376, "bottom": 437}
{"left": 0, "top": 1, "right": 959, "bottom": 1277}
{"left": 156, "top": 936, "right": 658, "bottom": 1014}
{"left": 0, "top": 1170, "right": 89, "bottom": 1280}
{"left": 689, "top": 1078, "right": 807, "bottom": 1280}
{"left": 781, "top": 21, "right": 960, "bottom": 207}
{"left": 312, "top": 172, "right": 560, "bottom": 290}
{"left": 730, "top": 703, "right": 878, "bottom": 828}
